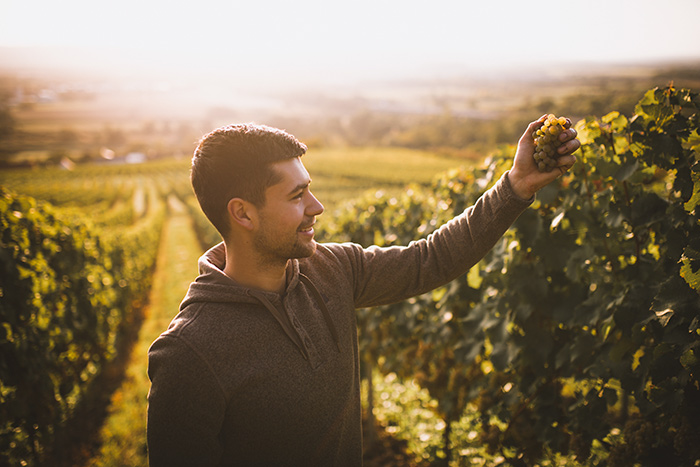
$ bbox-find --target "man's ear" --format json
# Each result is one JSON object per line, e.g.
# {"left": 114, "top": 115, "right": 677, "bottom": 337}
{"left": 227, "top": 198, "right": 256, "bottom": 231}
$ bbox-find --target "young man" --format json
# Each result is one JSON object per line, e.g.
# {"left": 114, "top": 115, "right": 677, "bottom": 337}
{"left": 147, "top": 118, "right": 579, "bottom": 466}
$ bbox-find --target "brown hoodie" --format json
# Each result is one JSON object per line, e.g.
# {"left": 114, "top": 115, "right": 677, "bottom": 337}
{"left": 147, "top": 172, "right": 532, "bottom": 466}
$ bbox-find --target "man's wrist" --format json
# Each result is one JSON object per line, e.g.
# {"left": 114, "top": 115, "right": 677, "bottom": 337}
{"left": 507, "top": 169, "right": 536, "bottom": 201}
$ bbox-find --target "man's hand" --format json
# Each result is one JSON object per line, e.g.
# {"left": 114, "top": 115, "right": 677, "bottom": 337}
{"left": 508, "top": 114, "right": 580, "bottom": 200}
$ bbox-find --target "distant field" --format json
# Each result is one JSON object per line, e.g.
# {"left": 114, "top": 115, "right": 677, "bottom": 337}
{"left": 304, "top": 147, "right": 468, "bottom": 212}
{"left": 0, "top": 146, "right": 471, "bottom": 215}
{"left": 13, "top": 100, "right": 145, "bottom": 132}
{"left": 4, "top": 85, "right": 475, "bottom": 215}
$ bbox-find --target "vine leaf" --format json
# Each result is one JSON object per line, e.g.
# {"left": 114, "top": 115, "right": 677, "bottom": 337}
{"left": 612, "top": 157, "right": 639, "bottom": 181}
{"left": 680, "top": 245, "right": 700, "bottom": 292}
{"left": 684, "top": 169, "right": 700, "bottom": 213}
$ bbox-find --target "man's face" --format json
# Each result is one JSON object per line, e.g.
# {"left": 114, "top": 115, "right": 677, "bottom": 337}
{"left": 253, "top": 157, "right": 324, "bottom": 266}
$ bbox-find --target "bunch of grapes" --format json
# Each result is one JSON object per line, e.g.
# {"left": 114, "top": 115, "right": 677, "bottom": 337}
{"left": 606, "top": 443, "right": 634, "bottom": 467}
{"left": 533, "top": 114, "right": 569, "bottom": 172}
{"left": 622, "top": 416, "right": 654, "bottom": 457}
{"left": 672, "top": 416, "right": 700, "bottom": 458}
{"left": 568, "top": 433, "right": 591, "bottom": 462}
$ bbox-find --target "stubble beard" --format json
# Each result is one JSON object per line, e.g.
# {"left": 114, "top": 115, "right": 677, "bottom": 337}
{"left": 253, "top": 222, "right": 317, "bottom": 268}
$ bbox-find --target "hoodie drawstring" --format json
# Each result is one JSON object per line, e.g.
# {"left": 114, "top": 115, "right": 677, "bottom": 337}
{"left": 246, "top": 274, "right": 341, "bottom": 360}
{"left": 247, "top": 289, "right": 311, "bottom": 361}
{"left": 299, "top": 274, "right": 342, "bottom": 353}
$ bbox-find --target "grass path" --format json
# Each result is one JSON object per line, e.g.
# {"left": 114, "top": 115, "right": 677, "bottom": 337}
{"left": 87, "top": 197, "right": 203, "bottom": 466}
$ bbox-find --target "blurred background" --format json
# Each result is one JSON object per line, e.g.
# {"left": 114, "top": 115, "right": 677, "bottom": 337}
{"left": 2, "top": 0, "right": 699, "bottom": 167}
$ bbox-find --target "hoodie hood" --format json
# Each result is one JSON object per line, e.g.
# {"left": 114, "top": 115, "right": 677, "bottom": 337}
{"left": 180, "top": 242, "right": 340, "bottom": 358}
{"left": 180, "top": 242, "right": 303, "bottom": 310}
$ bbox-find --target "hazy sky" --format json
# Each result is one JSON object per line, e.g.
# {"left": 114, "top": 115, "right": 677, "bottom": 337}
{"left": 1, "top": 0, "right": 699, "bottom": 86}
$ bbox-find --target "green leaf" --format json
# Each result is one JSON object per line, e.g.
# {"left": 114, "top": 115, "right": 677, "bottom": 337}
{"left": 636, "top": 88, "right": 676, "bottom": 129}
{"left": 602, "top": 111, "right": 620, "bottom": 124}
{"left": 683, "top": 169, "right": 700, "bottom": 213}
{"left": 674, "top": 165, "right": 695, "bottom": 202}
{"left": 652, "top": 276, "right": 690, "bottom": 314}
{"left": 650, "top": 343, "right": 682, "bottom": 385}
{"left": 679, "top": 245, "right": 700, "bottom": 292}
{"left": 513, "top": 209, "right": 542, "bottom": 247}
{"left": 611, "top": 114, "right": 629, "bottom": 133}
{"left": 612, "top": 156, "right": 639, "bottom": 181}
{"left": 576, "top": 117, "right": 602, "bottom": 145}
{"left": 490, "top": 340, "right": 518, "bottom": 371}
{"left": 680, "top": 347, "right": 698, "bottom": 370}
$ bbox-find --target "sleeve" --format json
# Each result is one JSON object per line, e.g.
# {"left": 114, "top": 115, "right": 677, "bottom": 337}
{"left": 147, "top": 334, "right": 226, "bottom": 467}
{"left": 343, "top": 171, "right": 532, "bottom": 308}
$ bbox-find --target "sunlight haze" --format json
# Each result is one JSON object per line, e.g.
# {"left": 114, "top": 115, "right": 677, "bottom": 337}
{"left": 2, "top": 0, "right": 699, "bottom": 87}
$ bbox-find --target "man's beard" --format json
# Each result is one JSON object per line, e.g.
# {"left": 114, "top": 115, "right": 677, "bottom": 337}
{"left": 253, "top": 220, "right": 317, "bottom": 268}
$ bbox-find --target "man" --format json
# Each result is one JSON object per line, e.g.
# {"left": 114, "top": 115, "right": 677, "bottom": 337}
{"left": 147, "top": 117, "right": 579, "bottom": 466}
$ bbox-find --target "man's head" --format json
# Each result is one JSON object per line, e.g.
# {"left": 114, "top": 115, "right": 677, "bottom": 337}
{"left": 191, "top": 123, "right": 308, "bottom": 238}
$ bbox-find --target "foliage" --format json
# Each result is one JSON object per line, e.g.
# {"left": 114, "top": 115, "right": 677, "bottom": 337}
{"left": 466, "top": 85, "right": 700, "bottom": 466}
{"left": 0, "top": 181, "right": 165, "bottom": 466}
{"left": 318, "top": 85, "right": 700, "bottom": 466}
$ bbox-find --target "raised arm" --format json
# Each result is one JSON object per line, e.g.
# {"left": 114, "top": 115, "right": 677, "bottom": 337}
{"left": 328, "top": 116, "right": 580, "bottom": 309}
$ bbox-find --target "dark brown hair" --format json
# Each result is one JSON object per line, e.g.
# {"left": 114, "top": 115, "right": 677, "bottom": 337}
{"left": 190, "top": 123, "right": 307, "bottom": 238}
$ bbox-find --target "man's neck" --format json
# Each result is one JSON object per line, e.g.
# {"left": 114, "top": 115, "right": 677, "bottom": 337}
{"left": 223, "top": 245, "right": 288, "bottom": 294}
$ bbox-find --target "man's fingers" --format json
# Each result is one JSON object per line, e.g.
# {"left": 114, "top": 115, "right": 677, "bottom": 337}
{"left": 559, "top": 127, "right": 578, "bottom": 142}
{"left": 557, "top": 154, "right": 577, "bottom": 170}
{"left": 522, "top": 115, "right": 547, "bottom": 141}
{"left": 558, "top": 137, "right": 581, "bottom": 155}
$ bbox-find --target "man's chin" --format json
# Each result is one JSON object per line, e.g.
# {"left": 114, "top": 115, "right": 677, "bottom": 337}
{"left": 292, "top": 240, "right": 317, "bottom": 259}
{"left": 304, "top": 240, "right": 318, "bottom": 257}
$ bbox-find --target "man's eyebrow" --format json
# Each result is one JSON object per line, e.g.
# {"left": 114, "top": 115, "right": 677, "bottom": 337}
{"left": 287, "top": 179, "right": 311, "bottom": 197}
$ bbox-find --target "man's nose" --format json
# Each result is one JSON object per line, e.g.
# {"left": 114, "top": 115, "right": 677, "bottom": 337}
{"left": 307, "top": 191, "right": 324, "bottom": 216}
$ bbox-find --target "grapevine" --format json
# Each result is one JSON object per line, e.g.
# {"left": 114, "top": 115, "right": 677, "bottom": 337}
{"left": 0, "top": 175, "right": 166, "bottom": 465}
{"left": 318, "top": 85, "right": 700, "bottom": 466}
